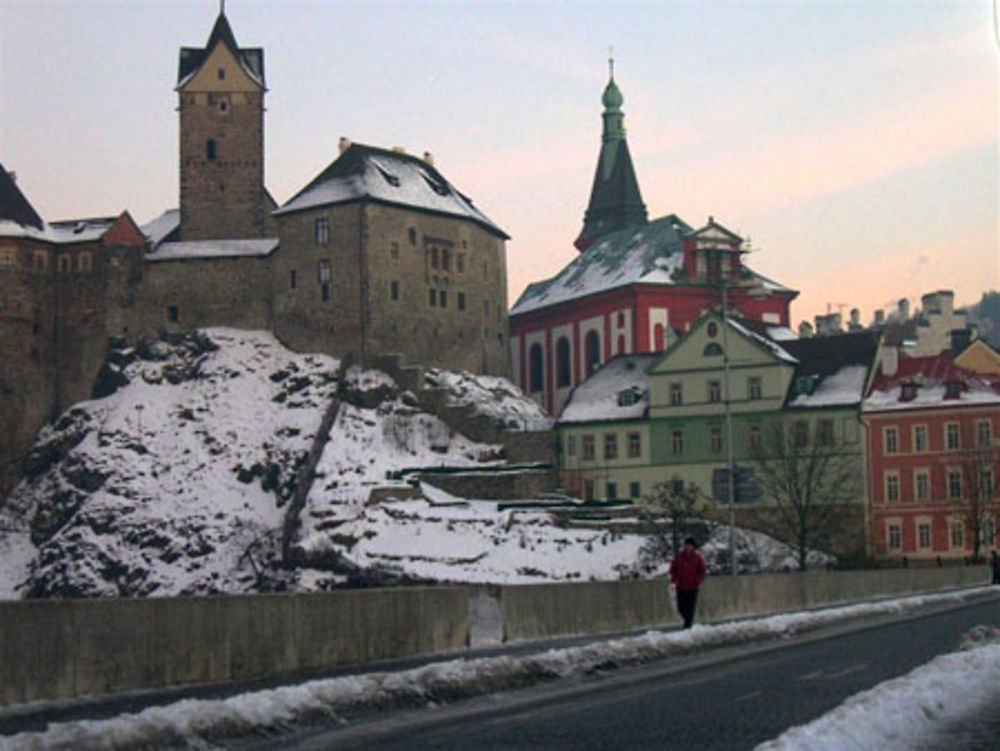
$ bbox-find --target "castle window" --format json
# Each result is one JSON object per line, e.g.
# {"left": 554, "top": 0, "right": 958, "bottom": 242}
{"left": 206, "top": 139, "right": 217, "bottom": 161}
{"left": 430, "top": 247, "right": 439, "bottom": 268}
{"left": 217, "top": 67, "right": 225, "bottom": 80}
{"left": 167, "top": 305, "right": 179, "bottom": 323}
{"left": 429, "top": 288, "right": 436, "bottom": 307}
{"left": 390, "top": 242, "right": 399, "bottom": 259}
{"left": 391, "top": 281, "right": 399, "bottom": 301}
{"left": 33, "top": 250, "right": 49, "bottom": 272}
{"left": 321, "top": 283, "right": 330, "bottom": 302}
{"left": 57, "top": 254, "right": 72, "bottom": 274}
{"left": 289, "top": 270, "right": 297, "bottom": 289}
{"left": 408, "top": 227, "right": 417, "bottom": 245}
{"left": 317, "top": 259, "right": 331, "bottom": 283}
{"left": 0, "top": 248, "right": 15, "bottom": 269}
{"left": 441, "top": 248, "right": 451, "bottom": 270}
{"left": 528, "top": 343, "right": 544, "bottom": 393}
{"left": 457, "top": 253, "right": 465, "bottom": 272}
{"left": 315, "top": 218, "right": 330, "bottom": 246}
{"left": 77, "top": 252, "right": 92, "bottom": 273}
{"left": 555, "top": 337, "right": 571, "bottom": 387}
{"left": 457, "top": 292, "right": 466, "bottom": 310}
{"left": 218, "top": 99, "right": 229, "bottom": 114}
{"left": 439, "top": 290, "right": 447, "bottom": 308}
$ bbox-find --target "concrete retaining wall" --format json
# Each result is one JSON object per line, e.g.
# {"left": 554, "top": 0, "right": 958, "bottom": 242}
{"left": 0, "top": 567, "right": 987, "bottom": 707}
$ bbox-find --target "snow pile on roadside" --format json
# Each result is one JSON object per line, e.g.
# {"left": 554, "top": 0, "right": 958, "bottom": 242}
{"left": 755, "top": 625, "right": 1000, "bottom": 751}
{"left": 2, "top": 587, "right": 991, "bottom": 751}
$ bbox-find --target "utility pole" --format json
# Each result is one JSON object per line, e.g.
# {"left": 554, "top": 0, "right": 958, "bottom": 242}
{"left": 721, "top": 281, "right": 737, "bottom": 575}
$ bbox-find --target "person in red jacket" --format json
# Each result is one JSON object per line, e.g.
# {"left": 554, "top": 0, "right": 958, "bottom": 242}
{"left": 669, "top": 537, "right": 706, "bottom": 628}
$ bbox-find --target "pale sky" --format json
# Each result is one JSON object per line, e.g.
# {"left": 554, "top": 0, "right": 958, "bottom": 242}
{"left": 2, "top": 0, "right": 998, "bottom": 326}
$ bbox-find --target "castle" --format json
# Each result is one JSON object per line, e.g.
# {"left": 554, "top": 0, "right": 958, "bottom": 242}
{"left": 0, "top": 8, "right": 511, "bottom": 498}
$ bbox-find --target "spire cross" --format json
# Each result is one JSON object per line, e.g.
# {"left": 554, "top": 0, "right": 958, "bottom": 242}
{"left": 220, "top": 0, "right": 225, "bottom": 15}
{"left": 608, "top": 45, "right": 615, "bottom": 80}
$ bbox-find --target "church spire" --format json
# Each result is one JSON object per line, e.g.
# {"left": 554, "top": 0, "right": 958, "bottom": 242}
{"left": 574, "top": 58, "right": 647, "bottom": 252}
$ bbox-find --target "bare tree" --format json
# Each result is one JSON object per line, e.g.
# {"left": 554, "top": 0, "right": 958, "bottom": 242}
{"left": 749, "top": 418, "right": 861, "bottom": 570}
{"left": 636, "top": 476, "right": 710, "bottom": 571}
{"left": 960, "top": 431, "right": 1000, "bottom": 563}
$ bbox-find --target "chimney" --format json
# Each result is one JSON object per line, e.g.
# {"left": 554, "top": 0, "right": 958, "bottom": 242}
{"left": 874, "top": 309, "right": 885, "bottom": 327}
{"left": 798, "top": 320, "right": 814, "bottom": 338}
{"left": 423, "top": 151, "right": 435, "bottom": 166}
{"left": 850, "top": 308, "right": 861, "bottom": 328}
{"left": 898, "top": 298, "right": 910, "bottom": 320}
{"left": 338, "top": 137, "right": 352, "bottom": 154}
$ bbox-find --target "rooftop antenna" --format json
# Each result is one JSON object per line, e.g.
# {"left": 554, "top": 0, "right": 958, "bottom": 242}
{"left": 608, "top": 45, "right": 615, "bottom": 80}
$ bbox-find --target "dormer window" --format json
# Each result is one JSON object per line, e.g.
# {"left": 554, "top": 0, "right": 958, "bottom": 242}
{"left": 617, "top": 387, "right": 643, "bottom": 407}
{"left": 796, "top": 375, "right": 818, "bottom": 396}
{"left": 900, "top": 382, "right": 918, "bottom": 402}
{"left": 944, "top": 380, "right": 962, "bottom": 399}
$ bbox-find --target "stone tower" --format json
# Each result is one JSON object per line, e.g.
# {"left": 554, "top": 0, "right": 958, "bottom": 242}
{"left": 177, "top": 8, "right": 267, "bottom": 240}
{"left": 574, "top": 59, "right": 647, "bottom": 251}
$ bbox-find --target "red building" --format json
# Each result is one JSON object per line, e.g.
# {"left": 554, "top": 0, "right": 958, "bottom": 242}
{"left": 509, "top": 71, "right": 796, "bottom": 414}
{"left": 863, "top": 351, "right": 1000, "bottom": 561}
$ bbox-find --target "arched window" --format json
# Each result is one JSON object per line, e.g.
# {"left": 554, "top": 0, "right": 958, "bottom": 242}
{"left": 529, "top": 343, "right": 544, "bottom": 393}
{"left": 653, "top": 323, "right": 665, "bottom": 351}
{"left": 703, "top": 342, "right": 724, "bottom": 357}
{"left": 555, "top": 337, "right": 571, "bottom": 388}
{"left": 206, "top": 139, "right": 217, "bottom": 161}
{"left": 585, "top": 331, "right": 601, "bottom": 377}
{"left": 617, "top": 335, "right": 626, "bottom": 355}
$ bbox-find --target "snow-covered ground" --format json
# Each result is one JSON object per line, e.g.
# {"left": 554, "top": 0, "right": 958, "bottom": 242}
{"left": 1, "top": 587, "right": 991, "bottom": 751}
{"left": 756, "top": 624, "right": 1000, "bottom": 751}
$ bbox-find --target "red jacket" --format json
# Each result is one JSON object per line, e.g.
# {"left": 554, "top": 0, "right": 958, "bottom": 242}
{"left": 669, "top": 549, "right": 706, "bottom": 591}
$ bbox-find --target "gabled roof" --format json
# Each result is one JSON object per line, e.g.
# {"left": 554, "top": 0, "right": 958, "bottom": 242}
{"left": 177, "top": 10, "right": 264, "bottom": 88}
{"left": 0, "top": 163, "right": 44, "bottom": 231}
{"left": 146, "top": 237, "right": 278, "bottom": 262}
{"left": 558, "top": 354, "right": 657, "bottom": 424}
{"left": 49, "top": 216, "right": 118, "bottom": 244}
{"left": 513, "top": 214, "right": 692, "bottom": 316}
{"left": 688, "top": 217, "right": 744, "bottom": 245}
{"left": 275, "top": 143, "right": 508, "bottom": 239}
{"left": 141, "top": 208, "right": 181, "bottom": 248}
{"left": 864, "top": 351, "right": 1000, "bottom": 411}
{"left": 781, "top": 331, "right": 879, "bottom": 409}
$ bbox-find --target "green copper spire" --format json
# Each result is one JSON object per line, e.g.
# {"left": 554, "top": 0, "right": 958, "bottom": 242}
{"left": 574, "top": 56, "right": 648, "bottom": 252}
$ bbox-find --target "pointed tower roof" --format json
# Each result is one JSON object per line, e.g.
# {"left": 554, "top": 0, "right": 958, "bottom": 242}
{"left": 574, "top": 58, "right": 647, "bottom": 252}
{"left": 0, "top": 164, "right": 44, "bottom": 231}
{"left": 177, "top": 6, "right": 265, "bottom": 88}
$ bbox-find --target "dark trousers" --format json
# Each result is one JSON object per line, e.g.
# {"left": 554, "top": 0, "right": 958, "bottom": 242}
{"left": 677, "top": 588, "right": 699, "bottom": 629}
{"left": 993, "top": 568, "right": 1000, "bottom": 585}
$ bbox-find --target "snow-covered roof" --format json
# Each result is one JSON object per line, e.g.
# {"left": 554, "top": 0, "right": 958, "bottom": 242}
{"left": 728, "top": 318, "right": 799, "bottom": 364}
{"left": 789, "top": 365, "right": 869, "bottom": 408}
{"left": 864, "top": 383, "right": 1000, "bottom": 412}
{"left": 766, "top": 326, "right": 798, "bottom": 341}
{"left": 275, "top": 144, "right": 507, "bottom": 239}
{"left": 780, "top": 331, "right": 879, "bottom": 409}
{"left": 48, "top": 217, "right": 118, "bottom": 244}
{"left": 141, "top": 209, "right": 180, "bottom": 248}
{"left": 512, "top": 215, "right": 692, "bottom": 316}
{"left": 146, "top": 238, "right": 278, "bottom": 261}
{"left": 558, "top": 354, "right": 657, "bottom": 424}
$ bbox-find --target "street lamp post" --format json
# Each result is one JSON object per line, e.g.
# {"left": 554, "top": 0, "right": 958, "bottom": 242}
{"left": 720, "top": 281, "right": 737, "bottom": 576}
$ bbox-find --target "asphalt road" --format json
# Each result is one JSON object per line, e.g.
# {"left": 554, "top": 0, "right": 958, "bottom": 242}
{"left": 276, "top": 596, "right": 1000, "bottom": 751}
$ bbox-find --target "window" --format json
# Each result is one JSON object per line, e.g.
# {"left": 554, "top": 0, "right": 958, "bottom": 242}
{"left": 617, "top": 335, "right": 625, "bottom": 355}
{"left": 945, "top": 381, "right": 962, "bottom": 399}
{"left": 886, "top": 472, "right": 900, "bottom": 503}
{"left": 913, "top": 425, "right": 928, "bottom": 453}
{"left": 390, "top": 242, "right": 399, "bottom": 259}
{"left": 457, "top": 292, "right": 466, "bottom": 310}
{"left": 887, "top": 523, "right": 902, "bottom": 551}
{"left": 707, "top": 321, "right": 719, "bottom": 338}
{"left": 584, "top": 479, "right": 595, "bottom": 501}
{"left": 442, "top": 248, "right": 451, "bottom": 271}
{"left": 0, "top": 248, "right": 16, "bottom": 269}
{"left": 653, "top": 323, "right": 665, "bottom": 351}
{"left": 604, "top": 434, "right": 618, "bottom": 460}
{"left": 33, "top": 250, "right": 48, "bottom": 272}
{"left": 321, "top": 283, "right": 330, "bottom": 302}
{"left": 439, "top": 290, "right": 447, "bottom": 308}
{"left": 315, "top": 217, "right": 330, "bottom": 246}
{"left": 566, "top": 436, "right": 576, "bottom": 456}
{"left": 585, "top": 331, "right": 601, "bottom": 376}
{"left": 917, "top": 522, "right": 932, "bottom": 550}
{"left": 710, "top": 426, "right": 722, "bottom": 453}
{"left": 817, "top": 420, "right": 835, "bottom": 446}
{"left": 618, "top": 388, "right": 641, "bottom": 407}
{"left": 317, "top": 259, "right": 331, "bottom": 283}
{"left": 749, "top": 425, "right": 761, "bottom": 451}
{"left": 977, "top": 420, "right": 992, "bottom": 448}
{"left": 555, "top": 337, "right": 571, "bottom": 388}
{"left": 57, "top": 254, "right": 72, "bottom": 274}
{"left": 429, "top": 288, "right": 437, "bottom": 307}
{"left": 671, "top": 429, "right": 684, "bottom": 456}
{"left": 430, "top": 247, "right": 439, "bottom": 268}
{"left": 915, "top": 470, "right": 930, "bottom": 502}
{"left": 206, "top": 139, "right": 217, "bottom": 161}
{"left": 950, "top": 519, "right": 965, "bottom": 549}
{"left": 606, "top": 482, "right": 618, "bottom": 501}
{"left": 528, "top": 343, "right": 544, "bottom": 393}
{"left": 629, "top": 481, "right": 641, "bottom": 499}
{"left": 627, "top": 432, "right": 641, "bottom": 458}
{"left": 884, "top": 427, "right": 898, "bottom": 455}
{"left": 708, "top": 380, "right": 721, "bottom": 403}
{"left": 77, "top": 252, "right": 92, "bottom": 273}
{"left": 669, "top": 382, "right": 683, "bottom": 406}
{"left": 390, "top": 281, "right": 399, "bottom": 301}
{"left": 945, "top": 423, "right": 960, "bottom": 450}
{"left": 793, "top": 421, "right": 809, "bottom": 447}
{"left": 289, "top": 270, "right": 297, "bottom": 289}
{"left": 457, "top": 253, "right": 465, "bottom": 272}
{"left": 167, "top": 305, "right": 179, "bottom": 323}
{"left": 217, "top": 66, "right": 225, "bottom": 80}
{"left": 703, "top": 342, "right": 723, "bottom": 357}
{"left": 582, "top": 435, "right": 595, "bottom": 461}
{"left": 748, "top": 377, "right": 762, "bottom": 401}
{"left": 617, "top": 312, "right": 625, "bottom": 327}
{"left": 948, "top": 469, "right": 963, "bottom": 500}
{"left": 979, "top": 466, "right": 994, "bottom": 499}
{"left": 408, "top": 227, "right": 417, "bottom": 245}
{"left": 218, "top": 99, "right": 229, "bottom": 114}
